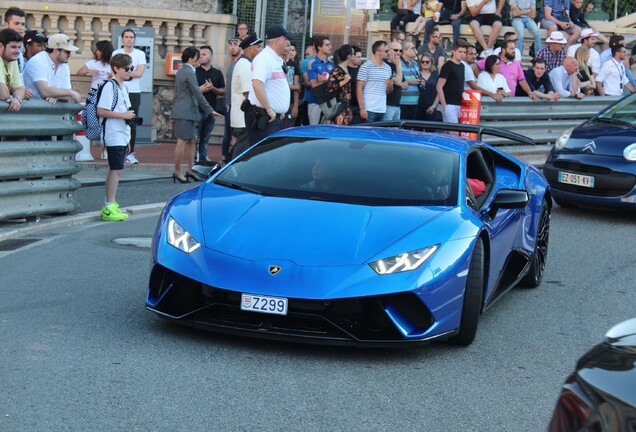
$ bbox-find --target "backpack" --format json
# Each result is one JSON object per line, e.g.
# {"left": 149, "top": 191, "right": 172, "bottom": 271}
{"left": 82, "top": 79, "right": 118, "bottom": 141}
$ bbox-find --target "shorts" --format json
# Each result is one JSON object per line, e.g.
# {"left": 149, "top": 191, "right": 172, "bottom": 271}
{"left": 106, "top": 145, "right": 126, "bottom": 170}
{"left": 469, "top": 14, "right": 502, "bottom": 26}
{"left": 173, "top": 119, "right": 199, "bottom": 140}
{"left": 540, "top": 18, "right": 572, "bottom": 32}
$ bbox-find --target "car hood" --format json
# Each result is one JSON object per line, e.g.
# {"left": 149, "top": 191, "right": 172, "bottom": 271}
{"left": 567, "top": 120, "right": 636, "bottom": 157}
{"left": 198, "top": 185, "right": 449, "bottom": 266}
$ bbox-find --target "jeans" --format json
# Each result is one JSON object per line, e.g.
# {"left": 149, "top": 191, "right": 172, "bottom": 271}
{"left": 383, "top": 105, "right": 401, "bottom": 121}
{"left": 424, "top": 16, "right": 462, "bottom": 44}
{"left": 512, "top": 17, "right": 542, "bottom": 56}
{"left": 196, "top": 111, "right": 215, "bottom": 161}
{"left": 366, "top": 111, "right": 385, "bottom": 123}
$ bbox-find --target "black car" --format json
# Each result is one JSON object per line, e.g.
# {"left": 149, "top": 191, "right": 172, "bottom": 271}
{"left": 548, "top": 318, "right": 636, "bottom": 431}
{"left": 544, "top": 93, "right": 636, "bottom": 209}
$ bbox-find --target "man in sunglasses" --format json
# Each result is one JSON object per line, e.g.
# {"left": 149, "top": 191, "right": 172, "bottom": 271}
{"left": 23, "top": 33, "right": 81, "bottom": 103}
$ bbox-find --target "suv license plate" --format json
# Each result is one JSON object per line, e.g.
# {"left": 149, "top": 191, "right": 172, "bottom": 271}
{"left": 558, "top": 171, "right": 595, "bottom": 188}
{"left": 241, "top": 294, "right": 288, "bottom": 316}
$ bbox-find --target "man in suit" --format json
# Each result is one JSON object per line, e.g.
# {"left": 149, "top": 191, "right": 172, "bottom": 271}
{"left": 171, "top": 47, "right": 217, "bottom": 183}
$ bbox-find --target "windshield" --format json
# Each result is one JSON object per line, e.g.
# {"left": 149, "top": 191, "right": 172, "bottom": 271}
{"left": 214, "top": 137, "right": 459, "bottom": 206}
{"left": 596, "top": 93, "right": 636, "bottom": 127}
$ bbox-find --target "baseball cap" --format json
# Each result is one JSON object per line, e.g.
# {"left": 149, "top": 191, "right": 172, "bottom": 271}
{"left": 264, "top": 25, "right": 293, "bottom": 41}
{"left": 579, "top": 28, "right": 599, "bottom": 41}
{"left": 24, "top": 30, "right": 47, "bottom": 45}
{"left": 47, "top": 33, "right": 79, "bottom": 52}
{"left": 545, "top": 31, "right": 567, "bottom": 44}
{"left": 239, "top": 33, "right": 263, "bottom": 50}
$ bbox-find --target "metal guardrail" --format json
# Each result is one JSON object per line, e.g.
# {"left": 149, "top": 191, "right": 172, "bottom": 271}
{"left": 478, "top": 96, "right": 620, "bottom": 146}
{"left": 0, "top": 100, "right": 84, "bottom": 221}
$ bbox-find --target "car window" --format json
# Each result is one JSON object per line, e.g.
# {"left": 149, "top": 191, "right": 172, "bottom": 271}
{"left": 597, "top": 93, "right": 636, "bottom": 126}
{"left": 215, "top": 137, "right": 459, "bottom": 206}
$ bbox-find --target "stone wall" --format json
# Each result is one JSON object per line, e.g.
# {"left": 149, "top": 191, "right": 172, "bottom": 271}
{"left": 21, "top": 0, "right": 224, "bottom": 14}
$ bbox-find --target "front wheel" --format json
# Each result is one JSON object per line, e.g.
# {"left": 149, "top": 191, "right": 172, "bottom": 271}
{"left": 519, "top": 200, "right": 550, "bottom": 288}
{"left": 447, "top": 237, "right": 485, "bottom": 346}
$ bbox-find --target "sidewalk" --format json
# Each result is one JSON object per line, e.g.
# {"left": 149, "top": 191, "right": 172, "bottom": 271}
{"left": 75, "top": 142, "right": 224, "bottom": 185}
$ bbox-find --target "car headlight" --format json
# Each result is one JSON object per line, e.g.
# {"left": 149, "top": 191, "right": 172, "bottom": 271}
{"left": 369, "top": 245, "right": 439, "bottom": 275}
{"left": 555, "top": 128, "right": 573, "bottom": 150}
{"left": 624, "top": 143, "right": 636, "bottom": 161}
{"left": 166, "top": 217, "right": 201, "bottom": 253}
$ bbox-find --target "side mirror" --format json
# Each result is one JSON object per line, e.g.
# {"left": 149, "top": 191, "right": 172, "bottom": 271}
{"left": 487, "top": 189, "right": 529, "bottom": 218}
{"left": 191, "top": 161, "right": 223, "bottom": 179}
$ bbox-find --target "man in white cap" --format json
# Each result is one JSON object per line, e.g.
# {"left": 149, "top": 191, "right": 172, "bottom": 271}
{"left": 23, "top": 33, "right": 80, "bottom": 103}
{"left": 567, "top": 28, "right": 600, "bottom": 77}
{"left": 535, "top": 31, "right": 567, "bottom": 73}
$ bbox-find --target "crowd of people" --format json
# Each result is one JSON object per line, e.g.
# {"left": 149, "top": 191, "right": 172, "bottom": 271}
{"left": 2, "top": 3, "right": 636, "bottom": 221}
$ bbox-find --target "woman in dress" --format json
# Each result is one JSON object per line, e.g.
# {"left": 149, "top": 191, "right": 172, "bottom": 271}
{"left": 77, "top": 40, "right": 114, "bottom": 152}
{"left": 416, "top": 53, "right": 440, "bottom": 121}
{"left": 575, "top": 45, "right": 596, "bottom": 96}
{"left": 171, "top": 47, "right": 217, "bottom": 183}
{"left": 476, "top": 55, "right": 510, "bottom": 103}
{"left": 326, "top": 44, "right": 355, "bottom": 126}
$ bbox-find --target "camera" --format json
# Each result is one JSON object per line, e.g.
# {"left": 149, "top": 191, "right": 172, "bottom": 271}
{"left": 126, "top": 116, "right": 143, "bottom": 126}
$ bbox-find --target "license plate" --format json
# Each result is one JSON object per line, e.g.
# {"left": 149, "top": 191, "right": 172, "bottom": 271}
{"left": 240, "top": 293, "right": 288, "bottom": 316}
{"left": 558, "top": 171, "right": 595, "bottom": 188}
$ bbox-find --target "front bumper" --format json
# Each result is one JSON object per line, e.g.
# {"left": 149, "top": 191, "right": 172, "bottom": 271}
{"left": 146, "top": 264, "right": 457, "bottom": 347}
{"left": 543, "top": 154, "right": 636, "bottom": 208}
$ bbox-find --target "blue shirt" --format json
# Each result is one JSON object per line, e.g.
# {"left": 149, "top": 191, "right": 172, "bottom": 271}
{"left": 400, "top": 57, "right": 420, "bottom": 106}
{"left": 307, "top": 55, "right": 335, "bottom": 104}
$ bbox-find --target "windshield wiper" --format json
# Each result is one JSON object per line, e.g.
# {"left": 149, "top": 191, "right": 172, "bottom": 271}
{"left": 594, "top": 117, "right": 636, "bottom": 128}
{"left": 214, "top": 179, "right": 262, "bottom": 194}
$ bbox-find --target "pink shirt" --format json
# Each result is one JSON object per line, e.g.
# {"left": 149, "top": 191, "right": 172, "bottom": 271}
{"left": 476, "top": 57, "right": 526, "bottom": 96}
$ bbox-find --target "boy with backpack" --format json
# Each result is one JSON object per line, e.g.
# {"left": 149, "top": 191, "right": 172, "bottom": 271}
{"left": 96, "top": 53, "right": 136, "bottom": 221}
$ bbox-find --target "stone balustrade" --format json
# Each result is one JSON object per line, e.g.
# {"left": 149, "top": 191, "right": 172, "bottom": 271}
{"left": 12, "top": 1, "right": 235, "bottom": 141}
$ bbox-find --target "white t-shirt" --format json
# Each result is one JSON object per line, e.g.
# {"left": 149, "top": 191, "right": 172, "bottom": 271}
{"left": 248, "top": 46, "right": 291, "bottom": 114}
{"left": 477, "top": 71, "right": 511, "bottom": 94}
{"left": 97, "top": 80, "right": 132, "bottom": 147}
{"left": 231, "top": 57, "right": 253, "bottom": 128}
{"left": 112, "top": 48, "right": 146, "bottom": 93}
{"left": 567, "top": 44, "right": 601, "bottom": 74}
{"left": 85, "top": 59, "right": 111, "bottom": 89}
{"left": 466, "top": 0, "right": 496, "bottom": 14}
{"left": 22, "top": 50, "right": 71, "bottom": 100}
{"left": 461, "top": 60, "right": 476, "bottom": 89}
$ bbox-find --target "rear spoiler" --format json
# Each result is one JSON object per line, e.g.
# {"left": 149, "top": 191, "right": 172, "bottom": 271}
{"left": 366, "top": 120, "right": 536, "bottom": 147}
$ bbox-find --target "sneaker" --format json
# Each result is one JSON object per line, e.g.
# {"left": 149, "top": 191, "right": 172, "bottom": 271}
{"left": 101, "top": 149, "right": 108, "bottom": 160}
{"left": 126, "top": 153, "right": 139, "bottom": 164}
{"left": 100, "top": 202, "right": 129, "bottom": 221}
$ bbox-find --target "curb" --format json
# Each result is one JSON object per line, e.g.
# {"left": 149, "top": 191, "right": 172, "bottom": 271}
{"left": 0, "top": 202, "right": 166, "bottom": 243}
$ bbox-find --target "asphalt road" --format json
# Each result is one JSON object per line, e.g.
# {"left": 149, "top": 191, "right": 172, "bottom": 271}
{"left": 1, "top": 203, "right": 634, "bottom": 431}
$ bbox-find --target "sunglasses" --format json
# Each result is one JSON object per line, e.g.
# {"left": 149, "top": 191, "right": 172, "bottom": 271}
{"left": 392, "top": 49, "right": 403, "bottom": 52}
{"left": 420, "top": 60, "right": 431, "bottom": 64}
{"left": 62, "top": 50, "right": 72, "bottom": 55}
{"left": 123, "top": 66, "right": 135, "bottom": 72}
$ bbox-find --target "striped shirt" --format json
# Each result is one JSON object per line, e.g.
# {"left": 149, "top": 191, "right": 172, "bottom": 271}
{"left": 358, "top": 60, "right": 392, "bottom": 113}
{"left": 400, "top": 58, "right": 420, "bottom": 106}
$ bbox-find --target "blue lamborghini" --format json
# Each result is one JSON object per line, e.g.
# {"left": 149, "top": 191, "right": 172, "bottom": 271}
{"left": 146, "top": 122, "right": 551, "bottom": 346}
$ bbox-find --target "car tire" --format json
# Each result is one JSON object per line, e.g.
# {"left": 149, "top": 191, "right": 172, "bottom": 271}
{"left": 519, "top": 200, "right": 550, "bottom": 288}
{"left": 447, "top": 237, "right": 485, "bottom": 346}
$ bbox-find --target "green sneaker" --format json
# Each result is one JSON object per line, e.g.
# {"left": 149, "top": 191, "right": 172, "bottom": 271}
{"left": 100, "top": 202, "right": 129, "bottom": 221}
